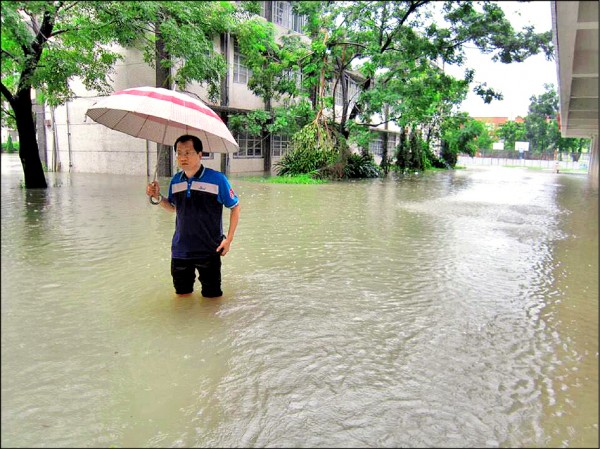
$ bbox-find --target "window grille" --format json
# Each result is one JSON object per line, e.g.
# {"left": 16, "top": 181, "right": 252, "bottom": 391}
{"left": 272, "top": 134, "right": 291, "bottom": 157}
{"left": 273, "top": 1, "right": 305, "bottom": 33}
{"left": 233, "top": 40, "right": 251, "bottom": 84}
{"left": 387, "top": 134, "right": 397, "bottom": 153}
{"left": 370, "top": 134, "right": 384, "bottom": 156}
{"left": 234, "top": 131, "right": 263, "bottom": 158}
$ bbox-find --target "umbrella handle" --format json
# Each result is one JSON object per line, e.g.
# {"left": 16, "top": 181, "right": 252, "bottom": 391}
{"left": 149, "top": 194, "right": 163, "bottom": 205}
{"left": 148, "top": 159, "right": 162, "bottom": 205}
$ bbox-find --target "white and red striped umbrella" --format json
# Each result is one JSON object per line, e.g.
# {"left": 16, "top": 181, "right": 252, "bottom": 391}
{"left": 85, "top": 86, "right": 239, "bottom": 153}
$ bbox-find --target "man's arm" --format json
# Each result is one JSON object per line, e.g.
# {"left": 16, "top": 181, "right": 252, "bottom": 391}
{"left": 158, "top": 196, "right": 176, "bottom": 212}
{"left": 217, "top": 203, "right": 240, "bottom": 256}
{"left": 147, "top": 181, "right": 175, "bottom": 212}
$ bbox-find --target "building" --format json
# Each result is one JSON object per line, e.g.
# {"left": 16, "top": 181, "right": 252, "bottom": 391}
{"left": 472, "top": 116, "right": 525, "bottom": 133}
{"left": 39, "top": 1, "right": 400, "bottom": 178}
{"left": 551, "top": 1, "right": 598, "bottom": 185}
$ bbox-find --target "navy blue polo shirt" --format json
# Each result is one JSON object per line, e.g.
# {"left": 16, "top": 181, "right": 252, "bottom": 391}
{"left": 167, "top": 165, "right": 239, "bottom": 259}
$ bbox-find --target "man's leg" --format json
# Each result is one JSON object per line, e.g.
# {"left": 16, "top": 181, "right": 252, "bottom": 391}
{"left": 171, "top": 258, "right": 196, "bottom": 296}
{"left": 196, "top": 255, "right": 223, "bottom": 298}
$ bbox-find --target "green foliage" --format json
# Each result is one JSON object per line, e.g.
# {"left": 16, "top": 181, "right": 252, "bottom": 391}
{"left": 423, "top": 143, "right": 447, "bottom": 169}
{"left": 228, "top": 110, "right": 270, "bottom": 136}
{"left": 229, "top": 100, "right": 313, "bottom": 144}
{"left": 343, "top": 152, "right": 382, "bottom": 179}
{"left": 524, "top": 83, "right": 558, "bottom": 153}
{"left": 409, "top": 129, "right": 424, "bottom": 171}
{"left": 268, "top": 101, "right": 313, "bottom": 134}
{"left": 244, "top": 174, "right": 327, "bottom": 184}
{"left": 274, "top": 121, "right": 338, "bottom": 176}
{"left": 1, "top": 136, "right": 19, "bottom": 153}
{"left": 440, "top": 113, "right": 484, "bottom": 166}
{"left": 1, "top": 1, "right": 234, "bottom": 105}
{"left": 294, "top": 0, "right": 552, "bottom": 149}
{"left": 394, "top": 127, "right": 445, "bottom": 172}
{"left": 474, "top": 125, "right": 494, "bottom": 150}
{"left": 497, "top": 120, "right": 526, "bottom": 150}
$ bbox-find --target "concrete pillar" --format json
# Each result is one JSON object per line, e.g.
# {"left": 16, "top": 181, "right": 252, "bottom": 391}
{"left": 589, "top": 134, "right": 598, "bottom": 188}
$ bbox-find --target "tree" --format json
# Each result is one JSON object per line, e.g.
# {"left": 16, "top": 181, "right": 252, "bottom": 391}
{"left": 1, "top": 1, "right": 235, "bottom": 188}
{"left": 440, "top": 113, "right": 483, "bottom": 166}
{"left": 295, "top": 1, "right": 552, "bottom": 145}
{"left": 524, "top": 83, "right": 558, "bottom": 154}
{"left": 496, "top": 120, "right": 526, "bottom": 151}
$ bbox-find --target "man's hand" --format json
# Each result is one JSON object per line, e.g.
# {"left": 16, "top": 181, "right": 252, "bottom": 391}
{"left": 216, "top": 238, "right": 232, "bottom": 256}
{"left": 146, "top": 181, "right": 161, "bottom": 199}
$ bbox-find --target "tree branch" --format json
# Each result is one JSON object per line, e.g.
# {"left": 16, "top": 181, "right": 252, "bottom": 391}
{"left": 1, "top": 104, "right": 17, "bottom": 120}
{"left": 0, "top": 81, "right": 15, "bottom": 105}
{"left": 1, "top": 49, "right": 18, "bottom": 61}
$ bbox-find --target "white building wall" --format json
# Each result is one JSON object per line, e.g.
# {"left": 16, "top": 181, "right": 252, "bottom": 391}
{"left": 41, "top": 2, "right": 396, "bottom": 177}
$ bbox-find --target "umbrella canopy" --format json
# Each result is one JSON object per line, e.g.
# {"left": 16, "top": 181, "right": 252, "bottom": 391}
{"left": 85, "top": 86, "right": 239, "bottom": 153}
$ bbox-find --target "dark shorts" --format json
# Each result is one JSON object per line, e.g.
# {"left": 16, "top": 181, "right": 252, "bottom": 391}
{"left": 171, "top": 256, "right": 222, "bottom": 297}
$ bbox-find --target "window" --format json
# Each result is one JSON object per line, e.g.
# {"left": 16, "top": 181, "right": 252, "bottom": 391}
{"left": 334, "top": 82, "right": 344, "bottom": 107}
{"left": 273, "top": 1, "right": 305, "bottom": 33}
{"left": 233, "top": 40, "right": 251, "bottom": 84}
{"left": 234, "top": 131, "right": 263, "bottom": 158}
{"left": 292, "top": 12, "right": 306, "bottom": 33}
{"left": 327, "top": 77, "right": 358, "bottom": 107}
{"left": 272, "top": 134, "right": 291, "bottom": 157}
{"left": 281, "top": 68, "right": 302, "bottom": 92}
{"left": 370, "top": 134, "right": 383, "bottom": 157}
{"left": 387, "top": 134, "right": 397, "bottom": 154}
{"left": 347, "top": 78, "right": 360, "bottom": 104}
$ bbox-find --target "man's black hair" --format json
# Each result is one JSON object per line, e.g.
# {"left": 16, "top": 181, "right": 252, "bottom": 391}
{"left": 174, "top": 135, "right": 203, "bottom": 153}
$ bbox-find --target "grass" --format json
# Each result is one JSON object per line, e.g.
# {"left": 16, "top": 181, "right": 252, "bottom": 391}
{"left": 241, "top": 174, "right": 328, "bottom": 184}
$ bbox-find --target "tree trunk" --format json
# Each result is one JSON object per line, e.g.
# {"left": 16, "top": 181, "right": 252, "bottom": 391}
{"left": 13, "top": 89, "right": 47, "bottom": 188}
{"left": 263, "top": 99, "right": 272, "bottom": 172}
{"left": 155, "top": 24, "right": 172, "bottom": 177}
{"left": 220, "top": 32, "right": 231, "bottom": 175}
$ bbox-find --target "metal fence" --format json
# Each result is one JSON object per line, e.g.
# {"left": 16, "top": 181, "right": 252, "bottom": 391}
{"left": 458, "top": 154, "right": 590, "bottom": 171}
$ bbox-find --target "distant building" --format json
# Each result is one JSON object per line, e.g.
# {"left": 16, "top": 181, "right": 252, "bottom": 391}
{"left": 472, "top": 116, "right": 525, "bottom": 133}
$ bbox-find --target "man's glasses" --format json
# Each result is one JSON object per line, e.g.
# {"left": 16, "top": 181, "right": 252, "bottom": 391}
{"left": 176, "top": 151, "right": 197, "bottom": 158}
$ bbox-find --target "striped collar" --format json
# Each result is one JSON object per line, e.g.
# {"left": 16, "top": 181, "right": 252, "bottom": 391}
{"left": 180, "top": 165, "right": 205, "bottom": 181}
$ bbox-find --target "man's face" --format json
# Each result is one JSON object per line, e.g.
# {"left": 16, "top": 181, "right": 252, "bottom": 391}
{"left": 175, "top": 140, "right": 201, "bottom": 171}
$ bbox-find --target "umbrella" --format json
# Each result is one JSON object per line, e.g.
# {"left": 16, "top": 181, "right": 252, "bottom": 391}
{"left": 86, "top": 86, "right": 239, "bottom": 204}
{"left": 85, "top": 86, "right": 239, "bottom": 153}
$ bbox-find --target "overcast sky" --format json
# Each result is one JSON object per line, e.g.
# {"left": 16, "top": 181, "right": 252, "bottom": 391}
{"left": 445, "top": 1, "right": 557, "bottom": 119}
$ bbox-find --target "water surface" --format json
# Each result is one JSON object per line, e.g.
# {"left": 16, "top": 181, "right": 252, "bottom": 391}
{"left": 1, "top": 154, "right": 598, "bottom": 447}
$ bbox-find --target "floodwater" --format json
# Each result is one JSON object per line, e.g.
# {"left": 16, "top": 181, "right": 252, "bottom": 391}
{"left": 1, "top": 153, "right": 597, "bottom": 448}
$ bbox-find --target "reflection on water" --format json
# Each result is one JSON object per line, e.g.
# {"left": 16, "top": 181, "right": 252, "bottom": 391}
{"left": 1, "top": 154, "right": 597, "bottom": 448}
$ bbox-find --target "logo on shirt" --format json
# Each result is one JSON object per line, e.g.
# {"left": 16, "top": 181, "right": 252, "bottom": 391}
{"left": 229, "top": 188, "right": 235, "bottom": 199}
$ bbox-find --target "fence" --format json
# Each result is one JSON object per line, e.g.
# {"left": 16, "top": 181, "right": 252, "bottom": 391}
{"left": 458, "top": 154, "right": 589, "bottom": 171}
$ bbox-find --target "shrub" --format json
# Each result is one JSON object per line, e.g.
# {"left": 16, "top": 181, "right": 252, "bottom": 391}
{"left": 1, "top": 137, "right": 19, "bottom": 154}
{"left": 274, "top": 122, "right": 338, "bottom": 176}
{"left": 343, "top": 152, "right": 382, "bottom": 178}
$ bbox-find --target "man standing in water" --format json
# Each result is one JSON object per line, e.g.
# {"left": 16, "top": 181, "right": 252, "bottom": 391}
{"left": 146, "top": 134, "right": 240, "bottom": 297}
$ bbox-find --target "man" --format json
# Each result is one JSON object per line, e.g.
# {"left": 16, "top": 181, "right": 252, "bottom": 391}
{"left": 146, "top": 134, "right": 240, "bottom": 297}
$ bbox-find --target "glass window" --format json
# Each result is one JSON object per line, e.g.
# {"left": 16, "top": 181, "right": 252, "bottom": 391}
{"left": 370, "top": 134, "right": 383, "bottom": 156}
{"left": 387, "top": 134, "right": 397, "bottom": 153}
{"left": 292, "top": 12, "right": 306, "bottom": 33}
{"left": 334, "top": 81, "right": 344, "bottom": 107}
{"left": 234, "top": 131, "right": 263, "bottom": 158}
{"left": 233, "top": 40, "right": 251, "bottom": 84}
{"left": 272, "top": 134, "right": 291, "bottom": 157}
{"left": 274, "top": 1, "right": 290, "bottom": 28}
{"left": 273, "top": 1, "right": 305, "bottom": 33}
{"left": 347, "top": 78, "right": 360, "bottom": 103}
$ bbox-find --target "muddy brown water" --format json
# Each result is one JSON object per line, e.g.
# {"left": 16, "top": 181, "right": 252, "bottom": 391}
{"left": 1, "top": 154, "right": 597, "bottom": 447}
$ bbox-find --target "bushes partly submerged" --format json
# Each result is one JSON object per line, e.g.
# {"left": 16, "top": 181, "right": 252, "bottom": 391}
{"left": 275, "top": 121, "right": 382, "bottom": 180}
